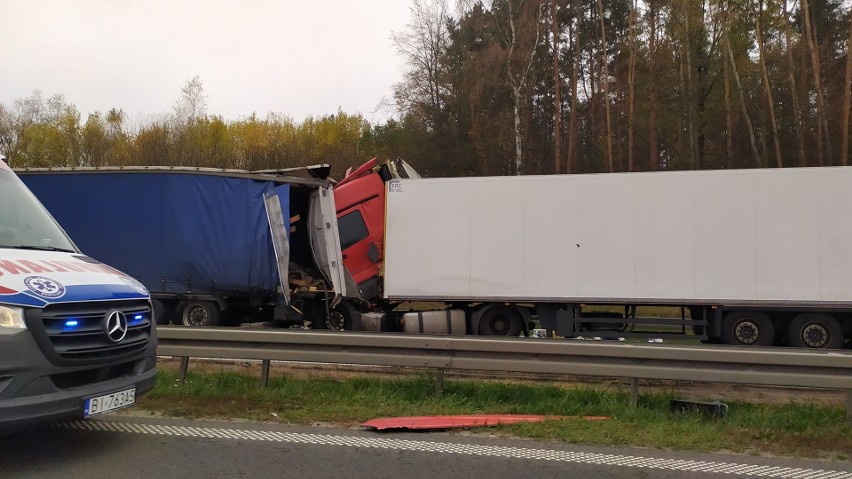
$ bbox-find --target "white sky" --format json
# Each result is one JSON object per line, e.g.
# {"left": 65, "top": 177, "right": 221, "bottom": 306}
{"left": 2, "top": 0, "right": 412, "bottom": 125}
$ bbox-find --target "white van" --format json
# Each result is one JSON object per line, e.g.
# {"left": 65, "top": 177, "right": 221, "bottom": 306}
{"left": 0, "top": 158, "right": 157, "bottom": 432}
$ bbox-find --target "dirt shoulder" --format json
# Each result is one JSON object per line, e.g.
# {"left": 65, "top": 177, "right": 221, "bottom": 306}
{"left": 155, "top": 356, "right": 847, "bottom": 406}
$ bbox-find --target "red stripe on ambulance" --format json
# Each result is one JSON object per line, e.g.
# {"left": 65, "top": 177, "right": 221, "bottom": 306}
{"left": 0, "top": 258, "right": 113, "bottom": 276}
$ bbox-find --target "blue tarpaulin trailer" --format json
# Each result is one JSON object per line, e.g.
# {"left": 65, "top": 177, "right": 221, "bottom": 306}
{"left": 18, "top": 166, "right": 349, "bottom": 327}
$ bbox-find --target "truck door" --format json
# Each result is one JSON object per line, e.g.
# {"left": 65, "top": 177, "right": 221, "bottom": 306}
{"left": 308, "top": 185, "right": 349, "bottom": 301}
{"left": 334, "top": 170, "right": 386, "bottom": 299}
{"left": 263, "top": 185, "right": 292, "bottom": 304}
{"left": 338, "top": 197, "right": 384, "bottom": 298}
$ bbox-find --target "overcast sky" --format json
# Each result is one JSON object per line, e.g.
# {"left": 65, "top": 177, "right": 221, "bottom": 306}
{"left": 2, "top": 0, "right": 412, "bottom": 125}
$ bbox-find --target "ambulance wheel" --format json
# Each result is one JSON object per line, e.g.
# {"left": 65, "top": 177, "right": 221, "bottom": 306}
{"left": 175, "top": 300, "right": 221, "bottom": 327}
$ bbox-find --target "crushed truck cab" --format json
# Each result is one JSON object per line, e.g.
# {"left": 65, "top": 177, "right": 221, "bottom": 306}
{"left": 0, "top": 160, "right": 156, "bottom": 432}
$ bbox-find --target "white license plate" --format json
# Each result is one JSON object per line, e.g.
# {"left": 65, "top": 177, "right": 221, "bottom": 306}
{"left": 84, "top": 387, "right": 136, "bottom": 417}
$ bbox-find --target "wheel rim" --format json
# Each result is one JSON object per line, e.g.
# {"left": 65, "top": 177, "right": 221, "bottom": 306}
{"left": 326, "top": 311, "right": 345, "bottom": 330}
{"left": 733, "top": 320, "right": 759, "bottom": 345}
{"left": 801, "top": 322, "right": 829, "bottom": 348}
{"left": 185, "top": 305, "right": 207, "bottom": 326}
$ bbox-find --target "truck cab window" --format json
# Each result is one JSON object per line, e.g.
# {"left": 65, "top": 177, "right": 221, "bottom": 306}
{"left": 338, "top": 210, "right": 369, "bottom": 250}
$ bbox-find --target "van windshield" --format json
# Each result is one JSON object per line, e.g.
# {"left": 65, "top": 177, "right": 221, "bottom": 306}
{"left": 0, "top": 169, "right": 76, "bottom": 252}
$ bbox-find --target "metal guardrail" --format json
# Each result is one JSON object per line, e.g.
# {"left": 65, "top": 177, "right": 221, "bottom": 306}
{"left": 156, "top": 326, "right": 852, "bottom": 417}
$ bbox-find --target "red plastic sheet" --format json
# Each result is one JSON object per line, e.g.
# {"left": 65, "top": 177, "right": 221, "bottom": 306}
{"left": 362, "top": 414, "right": 608, "bottom": 431}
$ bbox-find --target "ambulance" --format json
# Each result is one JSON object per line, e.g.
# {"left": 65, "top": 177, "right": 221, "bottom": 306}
{"left": 0, "top": 157, "right": 157, "bottom": 432}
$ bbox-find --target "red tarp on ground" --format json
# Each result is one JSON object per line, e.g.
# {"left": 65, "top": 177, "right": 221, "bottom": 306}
{"left": 362, "top": 414, "right": 609, "bottom": 431}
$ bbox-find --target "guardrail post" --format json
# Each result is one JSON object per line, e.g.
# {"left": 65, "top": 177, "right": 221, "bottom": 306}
{"left": 846, "top": 391, "right": 852, "bottom": 423}
{"left": 434, "top": 369, "right": 445, "bottom": 395}
{"left": 178, "top": 357, "right": 190, "bottom": 384}
{"left": 629, "top": 378, "right": 639, "bottom": 408}
{"left": 153, "top": 328, "right": 852, "bottom": 403}
{"left": 260, "top": 360, "right": 270, "bottom": 388}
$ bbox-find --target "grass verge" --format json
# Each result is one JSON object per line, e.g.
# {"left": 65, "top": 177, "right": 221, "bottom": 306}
{"left": 135, "top": 368, "right": 852, "bottom": 461}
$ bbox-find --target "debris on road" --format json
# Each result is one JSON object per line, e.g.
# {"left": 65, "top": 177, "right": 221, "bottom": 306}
{"left": 362, "top": 414, "right": 609, "bottom": 431}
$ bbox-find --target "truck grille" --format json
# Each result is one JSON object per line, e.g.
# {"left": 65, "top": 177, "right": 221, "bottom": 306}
{"left": 27, "top": 300, "right": 152, "bottom": 365}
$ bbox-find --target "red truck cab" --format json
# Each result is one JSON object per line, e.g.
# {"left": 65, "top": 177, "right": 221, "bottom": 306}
{"left": 333, "top": 158, "right": 420, "bottom": 301}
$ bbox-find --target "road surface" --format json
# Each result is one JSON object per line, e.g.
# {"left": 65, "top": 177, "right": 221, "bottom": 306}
{"left": 1, "top": 416, "right": 850, "bottom": 478}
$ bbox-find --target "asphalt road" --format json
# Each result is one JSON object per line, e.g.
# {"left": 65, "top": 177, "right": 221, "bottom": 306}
{"left": 1, "top": 416, "right": 851, "bottom": 479}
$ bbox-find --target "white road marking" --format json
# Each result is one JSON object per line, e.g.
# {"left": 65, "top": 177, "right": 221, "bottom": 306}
{"left": 52, "top": 420, "right": 851, "bottom": 478}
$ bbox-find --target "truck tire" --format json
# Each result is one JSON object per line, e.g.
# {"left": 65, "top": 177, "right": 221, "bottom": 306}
{"left": 152, "top": 300, "right": 175, "bottom": 325}
{"left": 175, "top": 300, "right": 221, "bottom": 327}
{"left": 478, "top": 306, "right": 523, "bottom": 336}
{"left": 788, "top": 313, "right": 844, "bottom": 349}
{"left": 320, "top": 300, "right": 361, "bottom": 331}
{"left": 305, "top": 299, "right": 331, "bottom": 329}
{"left": 720, "top": 311, "right": 774, "bottom": 347}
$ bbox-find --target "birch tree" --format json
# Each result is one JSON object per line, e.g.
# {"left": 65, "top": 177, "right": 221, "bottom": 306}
{"left": 841, "top": 11, "right": 852, "bottom": 166}
{"left": 551, "top": 0, "right": 562, "bottom": 173}
{"left": 647, "top": 0, "right": 660, "bottom": 171}
{"left": 723, "top": 2, "right": 761, "bottom": 167}
{"left": 393, "top": 0, "right": 450, "bottom": 130}
{"left": 567, "top": 0, "right": 581, "bottom": 174}
{"left": 723, "top": 32, "right": 734, "bottom": 167}
{"left": 497, "top": 0, "right": 546, "bottom": 175}
{"left": 173, "top": 76, "right": 207, "bottom": 126}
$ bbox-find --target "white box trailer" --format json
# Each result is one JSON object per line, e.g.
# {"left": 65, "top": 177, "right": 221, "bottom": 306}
{"left": 382, "top": 166, "right": 852, "bottom": 348}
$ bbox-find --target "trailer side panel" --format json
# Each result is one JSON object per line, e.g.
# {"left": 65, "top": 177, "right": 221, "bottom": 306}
{"left": 384, "top": 167, "right": 852, "bottom": 305}
{"left": 21, "top": 172, "right": 281, "bottom": 296}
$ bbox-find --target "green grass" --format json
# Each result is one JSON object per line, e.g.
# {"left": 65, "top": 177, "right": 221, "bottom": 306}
{"left": 134, "top": 368, "right": 852, "bottom": 460}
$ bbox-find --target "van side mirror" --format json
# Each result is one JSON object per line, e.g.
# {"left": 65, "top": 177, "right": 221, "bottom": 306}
{"left": 367, "top": 242, "right": 380, "bottom": 264}
{"left": 377, "top": 164, "right": 392, "bottom": 183}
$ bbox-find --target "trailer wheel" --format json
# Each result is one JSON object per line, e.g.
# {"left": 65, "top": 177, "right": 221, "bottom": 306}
{"left": 322, "top": 300, "right": 361, "bottom": 331}
{"left": 152, "top": 300, "right": 175, "bottom": 325}
{"left": 720, "top": 312, "right": 774, "bottom": 347}
{"left": 788, "top": 313, "right": 844, "bottom": 349}
{"left": 478, "top": 306, "right": 523, "bottom": 336}
{"left": 175, "top": 301, "right": 221, "bottom": 327}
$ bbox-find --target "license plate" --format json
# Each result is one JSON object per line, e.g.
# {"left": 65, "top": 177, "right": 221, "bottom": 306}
{"left": 84, "top": 387, "right": 136, "bottom": 417}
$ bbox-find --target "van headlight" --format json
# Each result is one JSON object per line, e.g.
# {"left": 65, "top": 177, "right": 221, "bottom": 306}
{"left": 0, "top": 306, "right": 26, "bottom": 329}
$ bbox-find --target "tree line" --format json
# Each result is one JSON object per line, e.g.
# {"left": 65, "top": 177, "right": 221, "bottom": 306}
{"left": 393, "top": 0, "right": 852, "bottom": 176}
{"left": 2, "top": 1, "right": 851, "bottom": 178}
{"left": 0, "top": 81, "right": 393, "bottom": 176}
